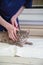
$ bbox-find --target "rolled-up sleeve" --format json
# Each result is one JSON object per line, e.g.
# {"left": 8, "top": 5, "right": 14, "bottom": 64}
{"left": 24, "top": 0, "right": 32, "bottom": 8}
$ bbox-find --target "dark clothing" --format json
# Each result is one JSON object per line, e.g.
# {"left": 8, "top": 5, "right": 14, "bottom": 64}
{"left": 24, "top": 0, "right": 32, "bottom": 8}
{"left": 0, "top": 0, "right": 32, "bottom": 31}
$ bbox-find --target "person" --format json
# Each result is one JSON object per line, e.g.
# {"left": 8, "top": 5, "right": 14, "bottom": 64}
{"left": 0, "top": 0, "right": 32, "bottom": 42}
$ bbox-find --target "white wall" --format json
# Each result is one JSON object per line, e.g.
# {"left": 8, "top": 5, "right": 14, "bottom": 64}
{"left": 18, "top": 9, "right": 43, "bottom": 25}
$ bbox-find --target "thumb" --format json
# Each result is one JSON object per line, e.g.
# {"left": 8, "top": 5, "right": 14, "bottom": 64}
{"left": 11, "top": 17, "right": 19, "bottom": 28}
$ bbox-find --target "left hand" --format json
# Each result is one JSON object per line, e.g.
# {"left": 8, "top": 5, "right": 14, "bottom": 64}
{"left": 11, "top": 15, "right": 18, "bottom": 28}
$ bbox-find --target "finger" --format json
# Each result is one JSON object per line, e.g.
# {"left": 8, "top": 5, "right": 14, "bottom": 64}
{"left": 9, "top": 33, "right": 16, "bottom": 41}
{"left": 16, "top": 27, "right": 19, "bottom": 32}
{"left": 12, "top": 32, "right": 17, "bottom": 41}
{"left": 13, "top": 29, "right": 18, "bottom": 40}
{"left": 9, "top": 31, "right": 17, "bottom": 41}
{"left": 14, "top": 20, "right": 18, "bottom": 28}
{"left": 11, "top": 36, "right": 15, "bottom": 41}
{"left": 14, "top": 27, "right": 20, "bottom": 41}
{"left": 11, "top": 21, "right": 14, "bottom": 26}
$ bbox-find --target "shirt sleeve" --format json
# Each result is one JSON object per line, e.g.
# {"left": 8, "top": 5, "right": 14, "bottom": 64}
{"left": 24, "top": 0, "right": 32, "bottom": 8}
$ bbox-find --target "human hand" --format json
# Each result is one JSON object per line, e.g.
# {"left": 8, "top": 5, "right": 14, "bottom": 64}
{"left": 0, "top": 16, "right": 19, "bottom": 41}
{"left": 11, "top": 15, "right": 18, "bottom": 28}
{"left": 7, "top": 24, "right": 19, "bottom": 41}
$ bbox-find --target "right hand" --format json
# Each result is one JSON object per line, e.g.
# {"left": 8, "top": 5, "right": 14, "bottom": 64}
{"left": 0, "top": 16, "right": 19, "bottom": 41}
{"left": 7, "top": 24, "right": 19, "bottom": 41}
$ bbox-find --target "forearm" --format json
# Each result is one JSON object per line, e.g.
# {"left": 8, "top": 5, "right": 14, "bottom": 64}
{"left": 11, "top": 6, "right": 24, "bottom": 19}
{"left": 15, "top": 6, "right": 24, "bottom": 18}
{"left": 0, "top": 16, "right": 11, "bottom": 30}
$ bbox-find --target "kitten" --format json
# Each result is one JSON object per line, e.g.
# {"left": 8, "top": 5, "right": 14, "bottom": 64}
{"left": 0, "top": 30, "right": 32, "bottom": 47}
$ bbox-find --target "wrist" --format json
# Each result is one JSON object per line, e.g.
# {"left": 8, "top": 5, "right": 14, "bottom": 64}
{"left": 6, "top": 23, "right": 12, "bottom": 31}
{"left": 11, "top": 15, "right": 17, "bottom": 21}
